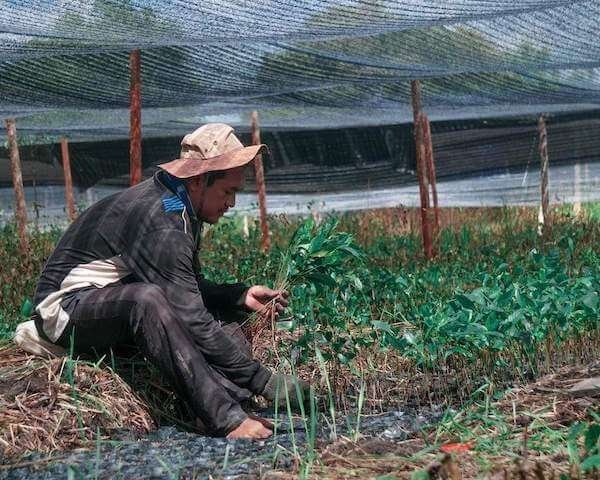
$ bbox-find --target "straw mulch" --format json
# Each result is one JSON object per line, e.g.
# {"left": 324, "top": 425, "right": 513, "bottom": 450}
{"left": 0, "top": 344, "right": 156, "bottom": 462}
{"left": 264, "top": 362, "right": 600, "bottom": 480}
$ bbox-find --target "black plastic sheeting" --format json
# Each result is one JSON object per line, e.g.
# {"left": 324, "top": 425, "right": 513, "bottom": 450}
{"left": 1, "top": 110, "right": 598, "bottom": 194}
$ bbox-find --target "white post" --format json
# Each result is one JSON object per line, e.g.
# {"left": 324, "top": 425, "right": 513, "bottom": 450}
{"left": 573, "top": 161, "right": 582, "bottom": 217}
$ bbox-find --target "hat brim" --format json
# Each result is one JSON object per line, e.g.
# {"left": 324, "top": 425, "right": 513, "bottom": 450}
{"left": 157, "top": 144, "right": 267, "bottom": 179}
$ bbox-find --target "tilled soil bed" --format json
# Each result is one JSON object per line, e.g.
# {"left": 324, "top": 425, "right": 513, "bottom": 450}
{"left": 0, "top": 409, "right": 440, "bottom": 479}
{"left": 2, "top": 343, "right": 598, "bottom": 479}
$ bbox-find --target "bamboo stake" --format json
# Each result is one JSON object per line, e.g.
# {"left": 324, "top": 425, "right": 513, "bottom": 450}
{"left": 60, "top": 137, "right": 76, "bottom": 222}
{"left": 4, "top": 118, "right": 28, "bottom": 254}
{"left": 251, "top": 111, "right": 270, "bottom": 252}
{"left": 537, "top": 115, "right": 550, "bottom": 237}
{"left": 129, "top": 49, "right": 142, "bottom": 186}
{"left": 411, "top": 81, "right": 434, "bottom": 260}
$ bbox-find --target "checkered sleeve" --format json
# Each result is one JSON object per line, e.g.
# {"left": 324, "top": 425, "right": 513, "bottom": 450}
{"left": 122, "top": 228, "right": 271, "bottom": 413}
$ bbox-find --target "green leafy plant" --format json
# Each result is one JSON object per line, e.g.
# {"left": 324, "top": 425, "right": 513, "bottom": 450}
{"left": 568, "top": 421, "right": 600, "bottom": 473}
{"left": 244, "top": 217, "right": 365, "bottom": 343}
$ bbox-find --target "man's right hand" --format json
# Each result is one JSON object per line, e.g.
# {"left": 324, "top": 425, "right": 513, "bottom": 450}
{"left": 226, "top": 417, "right": 273, "bottom": 440}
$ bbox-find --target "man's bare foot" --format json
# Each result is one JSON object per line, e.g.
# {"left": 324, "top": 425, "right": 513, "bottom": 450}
{"left": 226, "top": 417, "right": 272, "bottom": 440}
{"left": 249, "top": 414, "right": 274, "bottom": 430}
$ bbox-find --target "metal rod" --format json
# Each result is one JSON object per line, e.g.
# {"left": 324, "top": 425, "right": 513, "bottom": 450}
{"left": 60, "top": 137, "right": 77, "bottom": 222}
{"left": 573, "top": 161, "right": 581, "bottom": 217}
{"left": 4, "top": 118, "right": 28, "bottom": 254}
{"left": 129, "top": 49, "right": 142, "bottom": 186}
{"left": 251, "top": 111, "right": 270, "bottom": 252}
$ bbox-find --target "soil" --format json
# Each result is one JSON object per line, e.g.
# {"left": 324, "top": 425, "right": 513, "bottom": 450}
{"left": 0, "top": 407, "right": 444, "bottom": 479}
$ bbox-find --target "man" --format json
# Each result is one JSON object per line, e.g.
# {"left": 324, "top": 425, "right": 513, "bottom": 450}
{"left": 28, "top": 123, "right": 308, "bottom": 439}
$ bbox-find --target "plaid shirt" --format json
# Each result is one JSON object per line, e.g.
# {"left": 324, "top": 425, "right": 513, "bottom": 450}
{"left": 33, "top": 171, "right": 270, "bottom": 430}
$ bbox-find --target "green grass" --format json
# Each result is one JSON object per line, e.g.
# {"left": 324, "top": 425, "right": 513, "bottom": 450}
{"left": 1, "top": 203, "right": 598, "bottom": 410}
{"left": 0, "top": 204, "right": 598, "bottom": 477}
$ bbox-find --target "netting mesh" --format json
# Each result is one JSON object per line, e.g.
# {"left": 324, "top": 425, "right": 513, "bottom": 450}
{"left": 0, "top": 1, "right": 599, "bottom": 221}
{"left": 1, "top": 1, "right": 600, "bottom": 141}
{"left": 1, "top": 113, "right": 598, "bottom": 227}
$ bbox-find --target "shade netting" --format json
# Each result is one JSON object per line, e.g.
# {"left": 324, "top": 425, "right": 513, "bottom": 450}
{"left": 1, "top": 0, "right": 600, "bottom": 141}
{"left": 0, "top": 1, "right": 599, "bottom": 221}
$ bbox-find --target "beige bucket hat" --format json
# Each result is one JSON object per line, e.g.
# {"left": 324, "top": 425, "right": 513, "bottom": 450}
{"left": 158, "top": 123, "right": 266, "bottom": 178}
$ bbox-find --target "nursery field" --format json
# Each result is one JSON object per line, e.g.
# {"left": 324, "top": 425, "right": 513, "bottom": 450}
{"left": 0, "top": 204, "right": 599, "bottom": 479}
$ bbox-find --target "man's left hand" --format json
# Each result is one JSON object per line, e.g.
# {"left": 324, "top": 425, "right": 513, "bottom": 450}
{"left": 243, "top": 286, "right": 289, "bottom": 317}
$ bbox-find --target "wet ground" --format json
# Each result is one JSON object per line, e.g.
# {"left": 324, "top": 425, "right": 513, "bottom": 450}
{"left": 0, "top": 407, "right": 444, "bottom": 479}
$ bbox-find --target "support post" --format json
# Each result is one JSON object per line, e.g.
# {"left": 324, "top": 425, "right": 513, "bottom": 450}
{"left": 538, "top": 115, "right": 550, "bottom": 236}
{"left": 411, "top": 80, "right": 434, "bottom": 259}
{"left": 251, "top": 111, "right": 270, "bottom": 252}
{"left": 129, "top": 49, "right": 142, "bottom": 186}
{"left": 410, "top": 80, "right": 422, "bottom": 125}
{"left": 422, "top": 114, "right": 439, "bottom": 232}
{"left": 415, "top": 112, "right": 433, "bottom": 259}
{"left": 60, "top": 137, "right": 77, "bottom": 222}
{"left": 573, "top": 161, "right": 582, "bottom": 217}
{"left": 4, "top": 118, "right": 28, "bottom": 254}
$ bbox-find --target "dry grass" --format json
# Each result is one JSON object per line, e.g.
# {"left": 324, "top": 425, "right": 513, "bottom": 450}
{"left": 342, "top": 206, "right": 541, "bottom": 246}
{"left": 265, "top": 362, "right": 600, "bottom": 479}
{"left": 0, "top": 345, "right": 156, "bottom": 462}
{"left": 255, "top": 327, "right": 600, "bottom": 416}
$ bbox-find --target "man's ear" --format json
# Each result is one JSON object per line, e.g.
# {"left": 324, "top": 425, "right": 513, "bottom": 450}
{"left": 187, "top": 175, "right": 205, "bottom": 193}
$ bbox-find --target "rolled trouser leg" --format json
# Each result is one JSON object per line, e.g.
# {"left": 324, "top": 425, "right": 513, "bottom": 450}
{"left": 210, "top": 320, "right": 253, "bottom": 403}
{"left": 126, "top": 284, "right": 248, "bottom": 434}
{"left": 57, "top": 283, "right": 248, "bottom": 435}
{"left": 208, "top": 309, "right": 254, "bottom": 402}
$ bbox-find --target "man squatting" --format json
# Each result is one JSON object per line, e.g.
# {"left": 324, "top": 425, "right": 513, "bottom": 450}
{"left": 28, "top": 124, "right": 310, "bottom": 439}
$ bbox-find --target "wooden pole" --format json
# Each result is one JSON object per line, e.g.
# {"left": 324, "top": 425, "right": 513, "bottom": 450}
{"left": 422, "top": 114, "right": 440, "bottom": 232}
{"left": 410, "top": 80, "right": 422, "bottom": 125}
{"left": 4, "top": 118, "right": 28, "bottom": 254}
{"left": 411, "top": 80, "right": 434, "bottom": 259}
{"left": 129, "top": 49, "right": 142, "bottom": 186}
{"left": 60, "top": 137, "right": 77, "bottom": 222}
{"left": 251, "top": 110, "right": 270, "bottom": 252}
{"left": 538, "top": 115, "right": 550, "bottom": 236}
{"left": 415, "top": 112, "right": 433, "bottom": 259}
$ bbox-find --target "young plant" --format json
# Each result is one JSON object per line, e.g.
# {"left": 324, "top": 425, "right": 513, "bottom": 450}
{"left": 244, "top": 216, "right": 365, "bottom": 340}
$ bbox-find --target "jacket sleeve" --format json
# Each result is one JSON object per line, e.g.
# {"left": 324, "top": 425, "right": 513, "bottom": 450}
{"left": 196, "top": 275, "right": 249, "bottom": 310}
{"left": 122, "top": 228, "right": 271, "bottom": 431}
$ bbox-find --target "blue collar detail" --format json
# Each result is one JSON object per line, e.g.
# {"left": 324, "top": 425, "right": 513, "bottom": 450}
{"left": 160, "top": 171, "right": 195, "bottom": 218}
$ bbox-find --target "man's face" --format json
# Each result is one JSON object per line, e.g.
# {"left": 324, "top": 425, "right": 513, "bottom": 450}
{"left": 188, "top": 167, "right": 245, "bottom": 224}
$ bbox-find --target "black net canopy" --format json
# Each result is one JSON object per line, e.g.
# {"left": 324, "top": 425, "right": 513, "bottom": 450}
{"left": 1, "top": 0, "right": 600, "bottom": 142}
{"left": 1, "top": 0, "right": 599, "bottom": 221}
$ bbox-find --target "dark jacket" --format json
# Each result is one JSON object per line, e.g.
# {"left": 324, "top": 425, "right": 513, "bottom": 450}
{"left": 33, "top": 170, "right": 270, "bottom": 431}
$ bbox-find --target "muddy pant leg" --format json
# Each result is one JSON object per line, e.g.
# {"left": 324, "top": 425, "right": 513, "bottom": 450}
{"left": 209, "top": 309, "right": 253, "bottom": 401}
{"left": 56, "top": 283, "right": 247, "bottom": 435}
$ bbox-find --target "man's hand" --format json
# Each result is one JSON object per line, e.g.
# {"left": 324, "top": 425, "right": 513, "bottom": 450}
{"left": 243, "top": 286, "right": 289, "bottom": 317}
{"left": 226, "top": 417, "right": 273, "bottom": 440}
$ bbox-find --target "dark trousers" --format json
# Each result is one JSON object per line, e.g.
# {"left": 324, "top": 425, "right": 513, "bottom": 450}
{"left": 54, "top": 283, "right": 253, "bottom": 430}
